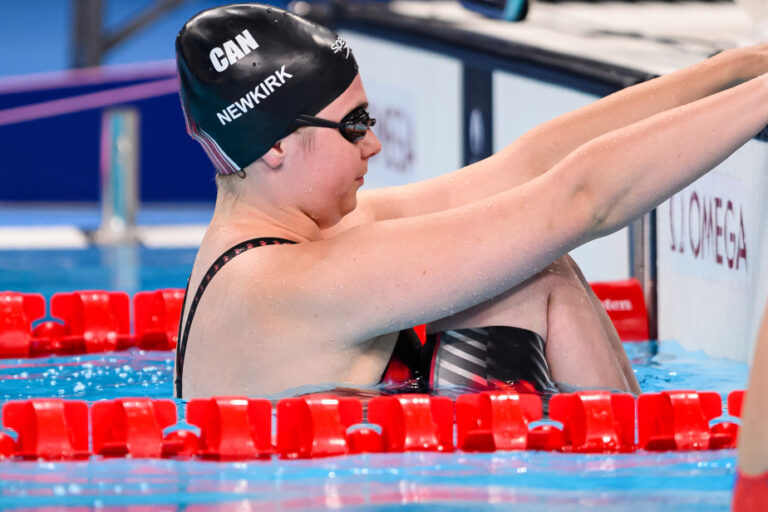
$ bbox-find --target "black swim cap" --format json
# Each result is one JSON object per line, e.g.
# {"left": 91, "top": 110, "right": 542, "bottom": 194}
{"left": 176, "top": 3, "right": 359, "bottom": 175}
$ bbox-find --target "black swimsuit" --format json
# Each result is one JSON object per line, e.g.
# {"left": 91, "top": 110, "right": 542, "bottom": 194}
{"left": 175, "top": 238, "right": 556, "bottom": 397}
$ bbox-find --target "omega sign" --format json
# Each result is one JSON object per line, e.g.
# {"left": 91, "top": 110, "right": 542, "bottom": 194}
{"left": 666, "top": 176, "right": 748, "bottom": 274}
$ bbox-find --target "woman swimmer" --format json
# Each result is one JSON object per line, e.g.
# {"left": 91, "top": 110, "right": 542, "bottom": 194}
{"left": 733, "top": 300, "right": 768, "bottom": 510}
{"left": 174, "top": 3, "right": 768, "bottom": 398}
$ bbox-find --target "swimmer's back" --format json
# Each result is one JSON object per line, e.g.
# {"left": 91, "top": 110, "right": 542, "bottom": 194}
{"left": 177, "top": 228, "right": 399, "bottom": 398}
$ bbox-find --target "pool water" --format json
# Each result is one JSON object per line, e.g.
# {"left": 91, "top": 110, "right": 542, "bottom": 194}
{"left": 0, "top": 450, "right": 737, "bottom": 511}
{"left": 0, "top": 246, "right": 749, "bottom": 511}
{"left": 0, "top": 246, "right": 195, "bottom": 298}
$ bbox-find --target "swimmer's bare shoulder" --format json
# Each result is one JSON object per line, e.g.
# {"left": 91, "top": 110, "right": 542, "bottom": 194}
{"left": 181, "top": 219, "right": 400, "bottom": 397}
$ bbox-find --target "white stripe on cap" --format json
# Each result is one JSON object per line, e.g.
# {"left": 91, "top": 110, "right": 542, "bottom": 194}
{"left": 195, "top": 127, "right": 240, "bottom": 175}
{"left": 181, "top": 101, "right": 240, "bottom": 175}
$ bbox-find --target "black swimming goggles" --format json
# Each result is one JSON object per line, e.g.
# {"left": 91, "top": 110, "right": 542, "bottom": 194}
{"left": 293, "top": 106, "right": 376, "bottom": 143}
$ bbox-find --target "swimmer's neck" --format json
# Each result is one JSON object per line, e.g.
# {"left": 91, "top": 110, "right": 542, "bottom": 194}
{"left": 210, "top": 186, "right": 328, "bottom": 243}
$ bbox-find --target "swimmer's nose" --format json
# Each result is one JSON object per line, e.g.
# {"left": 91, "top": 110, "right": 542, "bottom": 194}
{"left": 362, "top": 128, "right": 382, "bottom": 159}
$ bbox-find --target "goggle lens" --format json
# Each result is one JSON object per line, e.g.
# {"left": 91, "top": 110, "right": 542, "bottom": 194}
{"left": 341, "top": 107, "right": 376, "bottom": 142}
{"left": 293, "top": 107, "right": 377, "bottom": 143}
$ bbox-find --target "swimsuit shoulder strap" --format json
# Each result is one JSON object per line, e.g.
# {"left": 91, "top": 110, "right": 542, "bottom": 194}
{"left": 175, "top": 237, "right": 297, "bottom": 398}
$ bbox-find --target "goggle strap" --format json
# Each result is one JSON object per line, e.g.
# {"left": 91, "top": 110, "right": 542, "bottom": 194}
{"left": 294, "top": 114, "right": 343, "bottom": 130}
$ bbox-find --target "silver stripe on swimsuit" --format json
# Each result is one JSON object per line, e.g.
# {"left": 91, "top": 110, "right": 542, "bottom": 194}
{"left": 437, "top": 359, "right": 487, "bottom": 386}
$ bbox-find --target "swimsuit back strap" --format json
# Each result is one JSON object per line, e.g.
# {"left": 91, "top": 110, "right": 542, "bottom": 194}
{"left": 175, "top": 237, "right": 296, "bottom": 398}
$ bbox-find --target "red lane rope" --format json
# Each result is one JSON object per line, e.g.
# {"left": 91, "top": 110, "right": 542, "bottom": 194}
{"left": 0, "top": 289, "right": 183, "bottom": 358}
{"left": 0, "top": 390, "right": 744, "bottom": 460}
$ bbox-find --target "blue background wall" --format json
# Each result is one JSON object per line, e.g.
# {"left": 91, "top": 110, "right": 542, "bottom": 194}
{"left": 0, "top": 0, "right": 286, "bottom": 77}
{"left": 0, "top": 1, "right": 289, "bottom": 202}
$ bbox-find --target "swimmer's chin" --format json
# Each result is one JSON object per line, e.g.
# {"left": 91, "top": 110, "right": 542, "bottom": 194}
{"left": 309, "top": 204, "right": 359, "bottom": 230}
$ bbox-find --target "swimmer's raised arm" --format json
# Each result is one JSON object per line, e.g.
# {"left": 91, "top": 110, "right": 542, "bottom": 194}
{"left": 344, "top": 44, "right": 768, "bottom": 226}
{"left": 278, "top": 73, "right": 768, "bottom": 339}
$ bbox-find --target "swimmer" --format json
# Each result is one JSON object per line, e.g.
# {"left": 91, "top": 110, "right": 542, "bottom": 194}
{"left": 733, "top": 300, "right": 768, "bottom": 510}
{"left": 174, "top": 3, "right": 768, "bottom": 398}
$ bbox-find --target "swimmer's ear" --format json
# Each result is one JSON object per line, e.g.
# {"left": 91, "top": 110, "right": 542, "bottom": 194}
{"left": 261, "top": 140, "right": 286, "bottom": 169}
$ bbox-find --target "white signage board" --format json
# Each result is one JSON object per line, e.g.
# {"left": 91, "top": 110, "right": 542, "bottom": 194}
{"left": 657, "top": 139, "right": 768, "bottom": 362}
{"left": 493, "top": 71, "right": 630, "bottom": 282}
{"left": 339, "top": 31, "right": 463, "bottom": 187}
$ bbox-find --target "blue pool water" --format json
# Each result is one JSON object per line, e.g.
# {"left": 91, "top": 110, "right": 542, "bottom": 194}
{"left": 0, "top": 246, "right": 195, "bottom": 298}
{"left": 0, "top": 245, "right": 749, "bottom": 511}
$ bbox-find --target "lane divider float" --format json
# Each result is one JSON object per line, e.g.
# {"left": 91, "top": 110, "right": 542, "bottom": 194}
{"left": 0, "top": 289, "right": 183, "bottom": 357}
{"left": 0, "top": 390, "right": 744, "bottom": 460}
